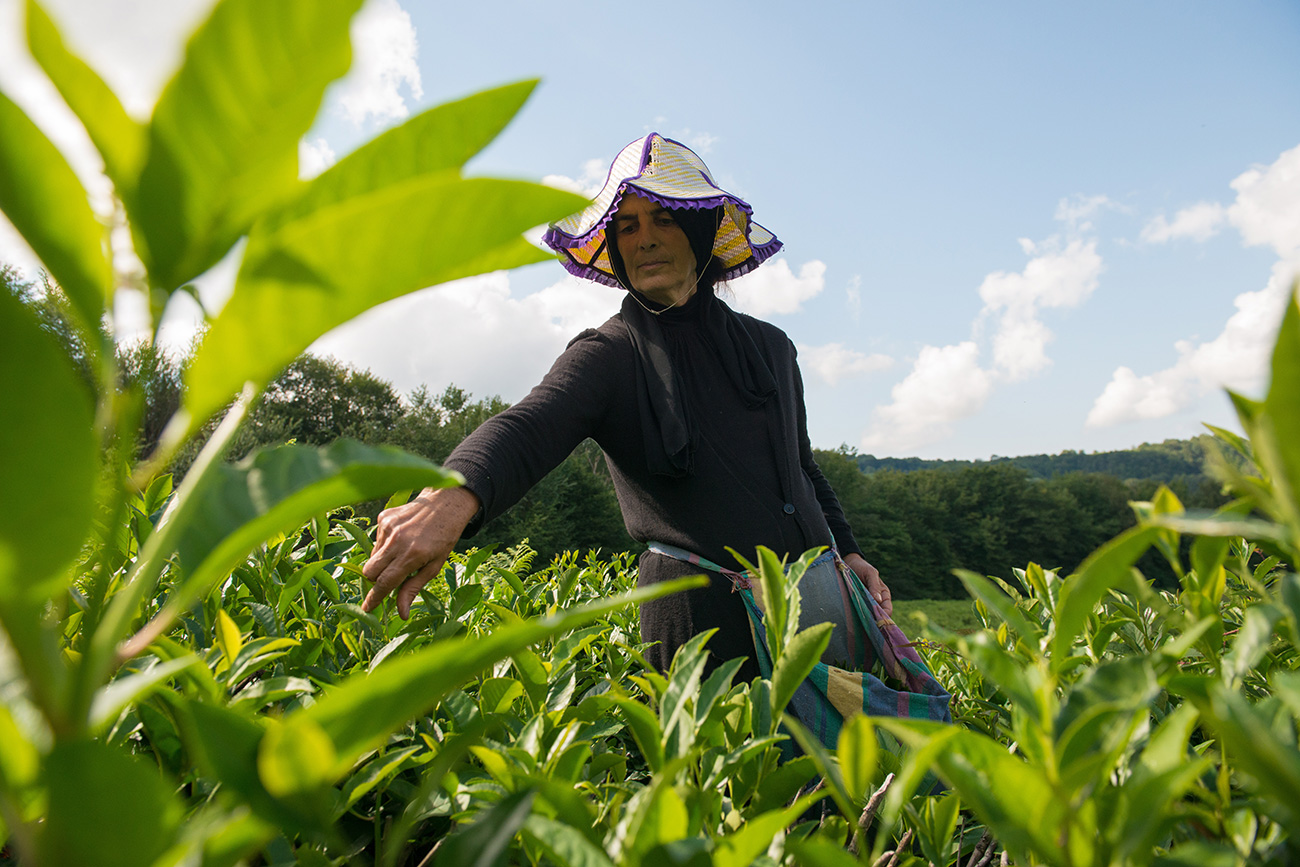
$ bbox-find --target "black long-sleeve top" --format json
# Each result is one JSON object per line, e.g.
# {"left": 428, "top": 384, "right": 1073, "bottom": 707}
{"left": 444, "top": 292, "right": 862, "bottom": 676}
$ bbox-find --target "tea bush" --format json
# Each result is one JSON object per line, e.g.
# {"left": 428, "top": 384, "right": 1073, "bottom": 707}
{"left": 3, "top": 0, "right": 1300, "bottom": 864}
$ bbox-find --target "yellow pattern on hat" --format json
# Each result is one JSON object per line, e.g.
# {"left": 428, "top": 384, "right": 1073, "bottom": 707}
{"left": 544, "top": 134, "right": 781, "bottom": 287}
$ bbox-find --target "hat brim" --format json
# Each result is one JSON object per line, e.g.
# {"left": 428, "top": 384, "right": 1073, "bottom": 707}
{"left": 543, "top": 135, "right": 781, "bottom": 287}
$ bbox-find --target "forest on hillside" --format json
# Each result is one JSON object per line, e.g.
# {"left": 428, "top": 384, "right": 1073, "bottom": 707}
{"left": 8, "top": 266, "right": 1230, "bottom": 599}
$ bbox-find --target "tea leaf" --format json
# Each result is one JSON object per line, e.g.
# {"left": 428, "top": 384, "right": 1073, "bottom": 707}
{"left": 0, "top": 90, "right": 110, "bottom": 329}
{"left": 132, "top": 0, "right": 363, "bottom": 290}
{"left": 141, "top": 440, "right": 462, "bottom": 643}
{"left": 25, "top": 0, "right": 143, "bottom": 186}
{"left": 41, "top": 739, "right": 185, "bottom": 867}
{"left": 282, "top": 576, "right": 704, "bottom": 775}
{"left": 838, "top": 713, "right": 879, "bottom": 805}
{"left": 437, "top": 789, "right": 535, "bottom": 867}
{"left": 770, "top": 621, "right": 832, "bottom": 719}
{"left": 0, "top": 289, "right": 96, "bottom": 591}
{"left": 523, "top": 813, "right": 617, "bottom": 867}
{"left": 1052, "top": 525, "right": 1159, "bottom": 668}
{"left": 184, "top": 176, "right": 586, "bottom": 431}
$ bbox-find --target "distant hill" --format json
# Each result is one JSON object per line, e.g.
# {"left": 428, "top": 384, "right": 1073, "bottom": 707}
{"left": 855, "top": 435, "right": 1226, "bottom": 482}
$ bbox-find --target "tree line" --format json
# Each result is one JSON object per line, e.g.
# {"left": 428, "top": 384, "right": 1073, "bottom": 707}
{"left": 9, "top": 266, "right": 1229, "bottom": 597}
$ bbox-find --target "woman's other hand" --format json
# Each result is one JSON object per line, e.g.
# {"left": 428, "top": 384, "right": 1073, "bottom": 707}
{"left": 843, "top": 552, "right": 893, "bottom": 618}
{"left": 361, "top": 486, "right": 481, "bottom": 619}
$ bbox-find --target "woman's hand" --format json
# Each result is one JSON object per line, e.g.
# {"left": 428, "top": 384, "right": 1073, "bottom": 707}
{"left": 361, "top": 486, "right": 481, "bottom": 619}
{"left": 843, "top": 552, "right": 893, "bottom": 618}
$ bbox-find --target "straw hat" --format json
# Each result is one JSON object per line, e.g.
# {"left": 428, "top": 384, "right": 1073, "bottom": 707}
{"left": 543, "top": 133, "right": 782, "bottom": 288}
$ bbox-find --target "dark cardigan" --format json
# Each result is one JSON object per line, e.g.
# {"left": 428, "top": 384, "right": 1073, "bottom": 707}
{"left": 444, "top": 292, "right": 862, "bottom": 678}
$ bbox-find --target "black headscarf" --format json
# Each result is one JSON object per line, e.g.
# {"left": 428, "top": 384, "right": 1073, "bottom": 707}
{"left": 607, "top": 204, "right": 778, "bottom": 478}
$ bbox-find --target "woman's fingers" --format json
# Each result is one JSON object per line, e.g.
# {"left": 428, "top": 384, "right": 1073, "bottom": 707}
{"left": 359, "top": 486, "right": 481, "bottom": 616}
{"left": 395, "top": 558, "right": 446, "bottom": 620}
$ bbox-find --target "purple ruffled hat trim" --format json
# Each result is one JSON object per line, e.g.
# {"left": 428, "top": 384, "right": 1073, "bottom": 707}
{"left": 543, "top": 133, "right": 782, "bottom": 287}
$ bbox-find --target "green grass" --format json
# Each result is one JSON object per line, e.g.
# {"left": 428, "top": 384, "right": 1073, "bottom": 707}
{"left": 892, "top": 597, "right": 983, "bottom": 634}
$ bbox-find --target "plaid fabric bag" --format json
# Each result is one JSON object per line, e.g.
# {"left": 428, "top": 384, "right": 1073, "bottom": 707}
{"left": 648, "top": 543, "right": 952, "bottom": 750}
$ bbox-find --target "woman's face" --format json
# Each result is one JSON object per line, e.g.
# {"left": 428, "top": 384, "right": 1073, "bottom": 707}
{"left": 612, "top": 192, "right": 699, "bottom": 307}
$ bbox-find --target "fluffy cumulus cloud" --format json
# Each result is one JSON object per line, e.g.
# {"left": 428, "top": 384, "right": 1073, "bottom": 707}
{"left": 1087, "top": 257, "right": 1295, "bottom": 426}
{"left": 978, "top": 237, "right": 1103, "bottom": 381}
{"left": 860, "top": 343, "right": 993, "bottom": 453}
{"left": 861, "top": 215, "right": 1104, "bottom": 453}
{"left": 335, "top": 0, "right": 423, "bottom": 128}
{"left": 797, "top": 343, "right": 892, "bottom": 386}
{"left": 1089, "top": 143, "right": 1300, "bottom": 427}
{"left": 727, "top": 258, "right": 826, "bottom": 316}
{"left": 1228, "top": 143, "right": 1300, "bottom": 258}
{"left": 310, "top": 273, "right": 623, "bottom": 401}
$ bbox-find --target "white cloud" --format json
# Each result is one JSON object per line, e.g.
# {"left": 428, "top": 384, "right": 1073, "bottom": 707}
{"left": 309, "top": 272, "right": 623, "bottom": 400}
{"left": 978, "top": 238, "right": 1102, "bottom": 311}
{"left": 1227, "top": 142, "right": 1300, "bottom": 258}
{"left": 978, "top": 237, "right": 1102, "bottom": 380}
{"left": 1086, "top": 366, "right": 1184, "bottom": 426}
{"left": 1140, "top": 202, "right": 1227, "bottom": 244}
{"left": 1090, "top": 143, "right": 1300, "bottom": 427}
{"left": 335, "top": 0, "right": 422, "bottom": 129}
{"left": 798, "top": 342, "right": 892, "bottom": 386}
{"left": 861, "top": 210, "right": 1104, "bottom": 452}
{"left": 299, "top": 137, "right": 337, "bottom": 180}
{"left": 542, "top": 158, "right": 609, "bottom": 198}
{"left": 1087, "top": 255, "right": 1296, "bottom": 426}
{"left": 1055, "top": 194, "right": 1114, "bottom": 233}
{"left": 845, "top": 275, "right": 862, "bottom": 323}
{"left": 727, "top": 258, "right": 825, "bottom": 316}
{"left": 861, "top": 342, "right": 993, "bottom": 453}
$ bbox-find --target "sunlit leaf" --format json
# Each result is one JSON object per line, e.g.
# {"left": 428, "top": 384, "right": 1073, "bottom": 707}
{"left": 184, "top": 176, "right": 587, "bottom": 431}
{"left": 125, "top": 440, "right": 461, "bottom": 653}
{"left": 0, "top": 293, "right": 96, "bottom": 572}
{"left": 263, "top": 79, "right": 540, "bottom": 233}
{"left": 613, "top": 695, "right": 666, "bottom": 774}
{"left": 215, "top": 608, "right": 244, "bottom": 668}
{"left": 1052, "top": 525, "right": 1159, "bottom": 668}
{"left": 784, "top": 836, "right": 862, "bottom": 867}
{"left": 712, "top": 791, "right": 823, "bottom": 867}
{"left": 1262, "top": 285, "right": 1300, "bottom": 537}
{"left": 661, "top": 629, "right": 712, "bottom": 753}
{"left": 770, "top": 621, "right": 831, "bottom": 718}
{"left": 41, "top": 739, "right": 185, "bottom": 867}
{"left": 276, "top": 576, "right": 704, "bottom": 777}
{"left": 230, "top": 675, "right": 315, "bottom": 710}
{"left": 436, "top": 789, "right": 535, "bottom": 867}
{"left": 0, "top": 90, "right": 110, "bottom": 329}
{"left": 132, "top": 0, "right": 363, "bottom": 289}
{"left": 523, "top": 814, "right": 617, "bottom": 867}
{"left": 874, "top": 719, "right": 1065, "bottom": 865}
{"left": 838, "top": 713, "right": 879, "bottom": 805}
{"left": 89, "top": 655, "right": 197, "bottom": 732}
{"left": 258, "top": 715, "right": 336, "bottom": 797}
{"left": 25, "top": 0, "right": 144, "bottom": 185}
{"left": 956, "top": 569, "right": 1042, "bottom": 646}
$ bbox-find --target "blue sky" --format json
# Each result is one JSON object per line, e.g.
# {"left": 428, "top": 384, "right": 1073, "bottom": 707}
{"left": 3, "top": 0, "right": 1298, "bottom": 459}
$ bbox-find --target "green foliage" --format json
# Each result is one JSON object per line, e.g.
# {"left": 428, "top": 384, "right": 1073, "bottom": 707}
{"left": 4, "top": 0, "right": 1300, "bottom": 863}
{"left": 832, "top": 282, "right": 1300, "bottom": 866}
{"left": 817, "top": 447, "right": 1230, "bottom": 598}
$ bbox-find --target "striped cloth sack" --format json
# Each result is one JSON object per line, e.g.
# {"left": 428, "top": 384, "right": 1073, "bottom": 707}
{"left": 649, "top": 543, "right": 952, "bottom": 750}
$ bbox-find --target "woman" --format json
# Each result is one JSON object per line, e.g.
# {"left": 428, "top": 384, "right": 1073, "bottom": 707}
{"left": 361, "top": 133, "right": 893, "bottom": 681}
